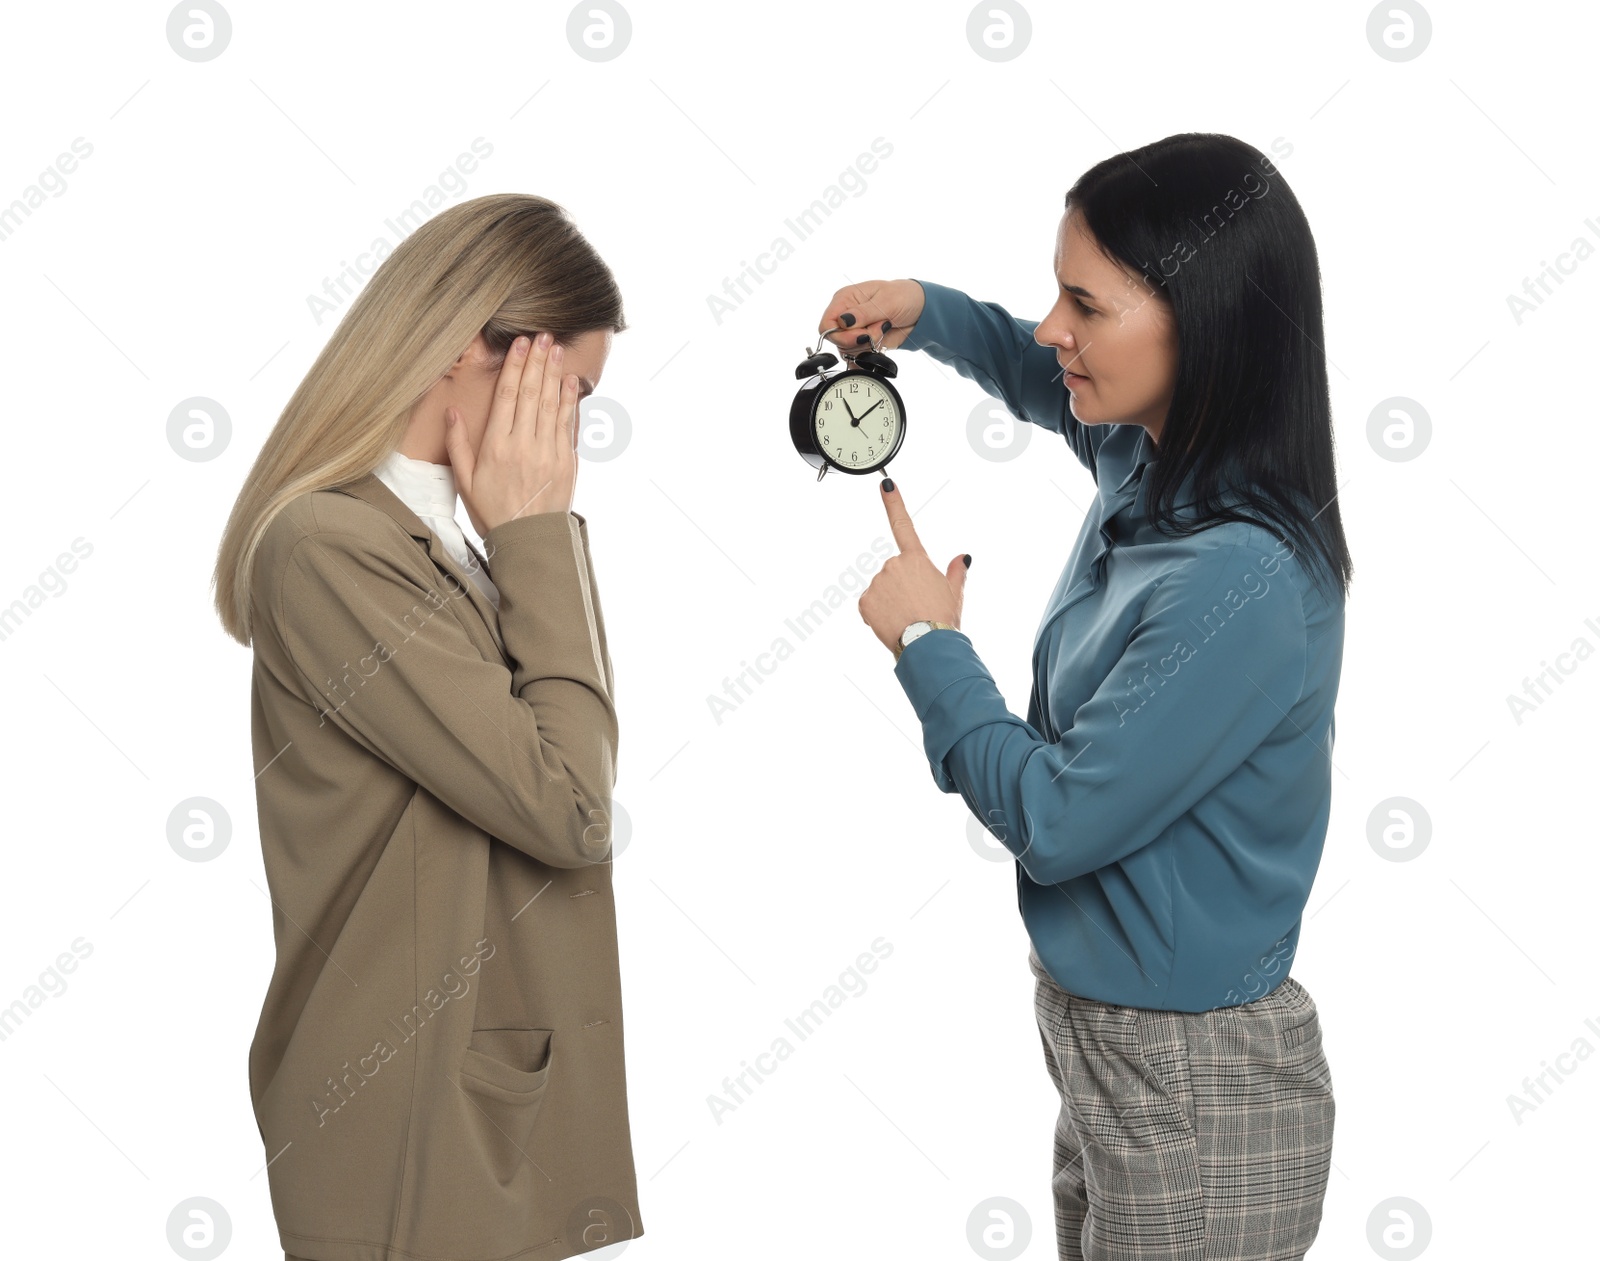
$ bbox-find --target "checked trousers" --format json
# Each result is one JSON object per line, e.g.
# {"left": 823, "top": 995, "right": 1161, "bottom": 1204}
{"left": 1030, "top": 946, "right": 1335, "bottom": 1260}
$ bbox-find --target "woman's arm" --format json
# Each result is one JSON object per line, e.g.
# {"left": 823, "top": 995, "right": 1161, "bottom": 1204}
{"left": 893, "top": 541, "right": 1308, "bottom": 886}
{"left": 575, "top": 511, "right": 615, "bottom": 705}
{"left": 900, "top": 278, "right": 1098, "bottom": 476}
{"left": 271, "top": 509, "right": 618, "bottom": 868}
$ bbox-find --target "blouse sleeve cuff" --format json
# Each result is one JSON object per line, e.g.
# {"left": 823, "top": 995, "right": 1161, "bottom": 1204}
{"left": 892, "top": 627, "right": 995, "bottom": 793}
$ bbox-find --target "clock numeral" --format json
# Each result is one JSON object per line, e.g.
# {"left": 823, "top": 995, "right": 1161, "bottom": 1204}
{"left": 849, "top": 381, "right": 860, "bottom": 393}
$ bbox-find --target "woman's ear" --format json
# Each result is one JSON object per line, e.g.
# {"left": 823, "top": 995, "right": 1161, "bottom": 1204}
{"left": 451, "top": 331, "right": 499, "bottom": 377}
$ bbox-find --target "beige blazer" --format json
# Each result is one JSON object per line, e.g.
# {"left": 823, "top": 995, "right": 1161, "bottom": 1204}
{"left": 246, "top": 470, "right": 641, "bottom": 1261}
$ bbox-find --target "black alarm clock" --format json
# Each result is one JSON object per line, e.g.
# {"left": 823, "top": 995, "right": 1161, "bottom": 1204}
{"left": 789, "top": 327, "right": 906, "bottom": 481}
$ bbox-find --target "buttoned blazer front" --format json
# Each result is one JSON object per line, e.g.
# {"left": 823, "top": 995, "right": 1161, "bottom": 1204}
{"left": 245, "top": 470, "right": 642, "bottom": 1261}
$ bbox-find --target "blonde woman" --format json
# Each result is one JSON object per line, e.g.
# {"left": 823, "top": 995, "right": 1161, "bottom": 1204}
{"left": 213, "top": 195, "right": 636, "bottom": 1261}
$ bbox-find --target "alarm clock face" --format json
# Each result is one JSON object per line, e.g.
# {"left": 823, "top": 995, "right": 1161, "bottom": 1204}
{"left": 812, "top": 374, "right": 903, "bottom": 471}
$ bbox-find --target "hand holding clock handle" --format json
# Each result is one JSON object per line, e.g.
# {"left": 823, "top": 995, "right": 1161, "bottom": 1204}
{"left": 819, "top": 279, "right": 926, "bottom": 359}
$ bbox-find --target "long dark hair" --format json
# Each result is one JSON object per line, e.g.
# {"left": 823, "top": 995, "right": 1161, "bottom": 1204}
{"left": 1066, "top": 132, "right": 1352, "bottom": 601}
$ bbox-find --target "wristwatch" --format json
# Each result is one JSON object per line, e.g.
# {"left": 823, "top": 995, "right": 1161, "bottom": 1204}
{"left": 894, "top": 619, "right": 957, "bottom": 660}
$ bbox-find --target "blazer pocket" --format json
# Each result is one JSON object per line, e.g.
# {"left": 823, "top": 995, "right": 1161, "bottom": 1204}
{"left": 458, "top": 1027, "right": 554, "bottom": 1185}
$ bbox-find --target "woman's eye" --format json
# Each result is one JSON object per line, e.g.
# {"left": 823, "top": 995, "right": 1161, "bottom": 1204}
{"left": 1074, "top": 298, "right": 1095, "bottom": 316}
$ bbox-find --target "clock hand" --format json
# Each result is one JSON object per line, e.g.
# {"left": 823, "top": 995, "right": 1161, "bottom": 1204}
{"left": 839, "top": 396, "right": 861, "bottom": 425}
{"left": 856, "top": 399, "right": 884, "bottom": 422}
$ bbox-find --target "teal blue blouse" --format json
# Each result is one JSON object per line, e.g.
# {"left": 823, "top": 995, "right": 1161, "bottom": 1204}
{"left": 892, "top": 279, "right": 1345, "bottom": 1012}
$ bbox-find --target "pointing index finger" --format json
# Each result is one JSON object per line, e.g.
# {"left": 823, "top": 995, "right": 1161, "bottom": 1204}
{"left": 880, "top": 478, "right": 923, "bottom": 555}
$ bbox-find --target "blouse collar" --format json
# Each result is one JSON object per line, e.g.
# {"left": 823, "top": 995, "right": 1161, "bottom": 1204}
{"left": 373, "top": 448, "right": 458, "bottom": 522}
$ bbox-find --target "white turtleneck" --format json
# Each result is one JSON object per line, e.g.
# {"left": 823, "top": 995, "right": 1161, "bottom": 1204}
{"left": 373, "top": 449, "right": 500, "bottom": 608}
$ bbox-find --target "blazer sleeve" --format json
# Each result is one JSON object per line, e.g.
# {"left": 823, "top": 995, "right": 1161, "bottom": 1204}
{"left": 901, "top": 278, "right": 1099, "bottom": 476}
{"left": 272, "top": 510, "right": 619, "bottom": 869}
{"left": 892, "top": 542, "right": 1308, "bottom": 886}
{"left": 576, "top": 514, "right": 615, "bottom": 704}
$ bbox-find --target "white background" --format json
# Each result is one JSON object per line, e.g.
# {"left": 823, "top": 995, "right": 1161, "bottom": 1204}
{"left": 1, "top": 1, "right": 1595, "bottom": 1258}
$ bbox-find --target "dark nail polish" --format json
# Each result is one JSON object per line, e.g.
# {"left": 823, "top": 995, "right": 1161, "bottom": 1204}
{"left": 963, "top": 554, "right": 972, "bottom": 568}
{"left": 881, "top": 319, "right": 892, "bottom": 333}
{"left": 840, "top": 312, "right": 856, "bottom": 327}
{"left": 881, "top": 476, "right": 894, "bottom": 492}
{"left": 856, "top": 333, "right": 870, "bottom": 344}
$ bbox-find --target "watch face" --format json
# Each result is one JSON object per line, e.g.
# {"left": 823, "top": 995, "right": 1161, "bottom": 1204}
{"left": 812, "top": 373, "right": 902, "bottom": 470}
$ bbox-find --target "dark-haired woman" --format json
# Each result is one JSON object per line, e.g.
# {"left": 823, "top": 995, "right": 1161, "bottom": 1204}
{"left": 824, "top": 132, "right": 1347, "bottom": 1260}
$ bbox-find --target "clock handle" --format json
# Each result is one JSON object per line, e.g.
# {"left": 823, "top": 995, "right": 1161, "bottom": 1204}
{"left": 811, "top": 323, "right": 897, "bottom": 360}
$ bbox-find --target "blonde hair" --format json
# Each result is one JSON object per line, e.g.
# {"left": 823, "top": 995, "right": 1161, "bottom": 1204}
{"left": 211, "top": 193, "right": 626, "bottom": 645}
